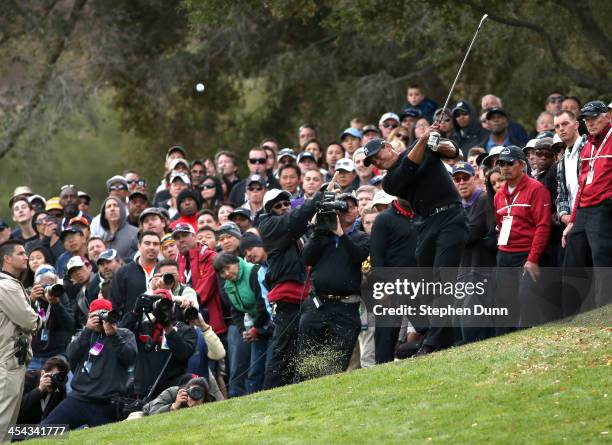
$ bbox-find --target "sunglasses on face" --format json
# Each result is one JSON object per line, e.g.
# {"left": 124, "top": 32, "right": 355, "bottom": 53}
{"left": 548, "top": 95, "right": 565, "bottom": 103}
{"left": 382, "top": 124, "right": 398, "bottom": 129}
{"left": 127, "top": 179, "right": 146, "bottom": 186}
{"left": 248, "top": 158, "right": 267, "bottom": 164}
{"left": 453, "top": 175, "right": 472, "bottom": 183}
{"left": 496, "top": 160, "right": 516, "bottom": 167}
{"left": 201, "top": 183, "right": 216, "bottom": 190}
{"left": 248, "top": 186, "right": 264, "bottom": 192}
{"left": 273, "top": 200, "right": 291, "bottom": 210}
{"left": 455, "top": 111, "right": 469, "bottom": 117}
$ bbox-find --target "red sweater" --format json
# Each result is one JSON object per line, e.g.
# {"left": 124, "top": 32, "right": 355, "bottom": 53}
{"left": 494, "top": 174, "right": 551, "bottom": 263}
{"left": 177, "top": 245, "right": 227, "bottom": 334}
{"left": 570, "top": 123, "right": 612, "bottom": 222}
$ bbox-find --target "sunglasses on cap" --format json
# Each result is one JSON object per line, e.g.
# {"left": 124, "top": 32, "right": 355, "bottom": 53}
{"left": 127, "top": 179, "right": 146, "bottom": 186}
{"left": 201, "top": 183, "right": 216, "bottom": 190}
{"left": 272, "top": 200, "right": 291, "bottom": 210}
{"left": 109, "top": 184, "right": 128, "bottom": 191}
{"left": 496, "top": 160, "right": 516, "bottom": 167}
{"left": 60, "top": 184, "right": 76, "bottom": 192}
{"left": 382, "top": 123, "right": 398, "bottom": 129}
{"left": 248, "top": 158, "right": 267, "bottom": 164}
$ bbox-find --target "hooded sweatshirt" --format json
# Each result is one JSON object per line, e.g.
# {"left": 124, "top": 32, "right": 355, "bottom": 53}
{"left": 452, "top": 99, "right": 489, "bottom": 158}
{"left": 99, "top": 196, "right": 139, "bottom": 261}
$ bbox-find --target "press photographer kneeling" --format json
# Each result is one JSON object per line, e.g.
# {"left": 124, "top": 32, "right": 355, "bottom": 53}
{"left": 297, "top": 192, "right": 369, "bottom": 381}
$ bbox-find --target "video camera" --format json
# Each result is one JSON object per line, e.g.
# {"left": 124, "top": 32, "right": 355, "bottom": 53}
{"left": 43, "top": 283, "right": 64, "bottom": 299}
{"left": 315, "top": 191, "right": 347, "bottom": 232}
{"left": 136, "top": 294, "right": 174, "bottom": 326}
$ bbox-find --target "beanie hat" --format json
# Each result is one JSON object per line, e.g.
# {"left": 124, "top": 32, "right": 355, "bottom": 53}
{"left": 89, "top": 298, "right": 113, "bottom": 313}
{"left": 216, "top": 222, "right": 242, "bottom": 240}
{"left": 239, "top": 232, "right": 263, "bottom": 254}
{"left": 176, "top": 189, "right": 201, "bottom": 213}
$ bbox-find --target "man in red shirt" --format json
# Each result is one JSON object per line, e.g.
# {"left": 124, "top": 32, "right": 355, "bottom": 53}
{"left": 493, "top": 146, "right": 552, "bottom": 327}
{"left": 173, "top": 223, "right": 227, "bottom": 336}
{"left": 562, "top": 100, "right": 612, "bottom": 313}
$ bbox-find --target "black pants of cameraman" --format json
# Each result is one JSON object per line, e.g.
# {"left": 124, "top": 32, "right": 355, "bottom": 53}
{"left": 413, "top": 206, "right": 467, "bottom": 350}
{"left": 263, "top": 301, "right": 302, "bottom": 390}
{"left": 295, "top": 297, "right": 360, "bottom": 382}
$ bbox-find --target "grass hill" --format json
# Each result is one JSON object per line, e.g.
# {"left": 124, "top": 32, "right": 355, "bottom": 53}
{"left": 38, "top": 310, "right": 611, "bottom": 445}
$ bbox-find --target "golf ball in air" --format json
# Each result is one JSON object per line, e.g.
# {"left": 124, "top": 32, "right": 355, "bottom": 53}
{"left": 196, "top": 83, "right": 205, "bottom": 92}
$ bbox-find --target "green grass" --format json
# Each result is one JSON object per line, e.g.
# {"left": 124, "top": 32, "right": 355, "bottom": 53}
{"left": 39, "top": 310, "right": 612, "bottom": 445}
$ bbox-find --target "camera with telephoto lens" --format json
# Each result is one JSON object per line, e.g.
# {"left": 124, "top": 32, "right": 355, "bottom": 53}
{"left": 162, "top": 273, "right": 175, "bottom": 286}
{"left": 315, "top": 191, "right": 347, "bottom": 232}
{"left": 183, "top": 306, "right": 200, "bottom": 322}
{"left": 43, "top": 283, "right": 64, "bottom": 299}
{"left": 97, "top": 309, "right": 120, "bottom": 324}
{"left": 180, "top": 385, "right": 206, "bottom": 407}
{"left": 50, "top": 372, "right": 68, "bottom": 390}
{"left": 137, "top": 294, "right": 174, "bottom": 325}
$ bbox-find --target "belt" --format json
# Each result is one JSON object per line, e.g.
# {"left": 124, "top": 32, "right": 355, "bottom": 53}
{"left": 317, "top": 294, "right": 361, "bottom": 304}
{"left": 427, "top": 202, "right": 461, "bottom": 217}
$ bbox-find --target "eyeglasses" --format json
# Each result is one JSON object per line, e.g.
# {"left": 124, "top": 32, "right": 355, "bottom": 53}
{"left": 547, "top": 95, "right": 565, "bottom": 103}
{"left": 127, "top": 179, "right": 146, "bottom": 186}
{"left": 453, "top": 175, "right": 472, "bottom": 183}
{"left": 248, "top": 158, "right": 267, "bottom": 164}
{"left": 496, "top": 160, "right": 516, "bottom": 167}
{"left": 201, "top": 183, "right": 216, "bottom": 190}
{"left": 109, "top": 184, "right": 128, "bottom": 191}
{"left": 272, "top": 200, "right": 291, "bottom": 210}
{"left": 248, "top": 186, "right": 264, "bottom": 192}
{"left": 382, "top": 124, "right": 398, "bottom": 129}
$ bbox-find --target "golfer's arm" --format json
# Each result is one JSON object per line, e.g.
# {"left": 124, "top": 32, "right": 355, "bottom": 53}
{"left": 407, "top": 136, "right": 427, "bottom": 165}
{"left": 438, "top": 143, "right": 459, "bottom": 159}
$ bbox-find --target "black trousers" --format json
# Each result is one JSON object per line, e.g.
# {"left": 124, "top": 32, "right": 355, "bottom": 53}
{"left": 563, "top": 202, "right": 612, "bottom": 313}
{"left": 295, "top": 298, "right": 360, "bottom": 381}
{"left": 414, "top": 206, "right": 468, "bottom": 349}
{"left": 262, "top": 301, "right": 301, "bottom": 390}
{"left": 374, "top": 327, "right": 401, "bottom": 364}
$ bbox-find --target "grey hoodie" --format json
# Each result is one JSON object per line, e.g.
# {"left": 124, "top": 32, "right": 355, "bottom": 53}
{"left": 99, "top": 196, "right": 139, "bottom": 260}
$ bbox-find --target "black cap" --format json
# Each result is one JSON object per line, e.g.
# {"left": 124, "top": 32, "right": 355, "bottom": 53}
{"left": 166, "top": 145, "right": 186, "bottom": 159}
{"left": 452, "top": 101, "right": 470, "bottom": 115}
{"left": 399, "top": 107, "right": 422, "bottom": 120}
{"left": 580, "top": 100, "right": 607, "bottom": 118}
{"left": 363, "top": 138, "right": 385, "bottom": 167}
{"left": 485, "top": 107, "right": 508, "bottom": 120}
{"left": 129, "top": 191, "right": 149, "bottom": 202}
{"left": 246, "top": 174, "right": 266, "bottom": 187}
{"left": 496, "top": 145, "right": 526, "bottom": 163}
{"left": 239, "top": 232, "right": 263, "bottom": 254}
{"left": 60, "top": 225, "right": 84, "bottom": 240}
{"left": 228, "top": 208, "right": 252, "bottom": 221}
{"left": 362, "top": 124, "right": 381, "bottom": 136}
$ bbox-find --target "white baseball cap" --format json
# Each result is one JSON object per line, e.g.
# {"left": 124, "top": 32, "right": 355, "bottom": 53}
{"left": 372, "top": 190, "right": 395, "bottom": 206}
{"left": 335, "top": 158, "right": 355, "bottom": 172}
{"left": 263, "top": 189, "right": 292, "bottom": 212}
{"left": 378, "top": 112, "right": 400, "bottom": 126}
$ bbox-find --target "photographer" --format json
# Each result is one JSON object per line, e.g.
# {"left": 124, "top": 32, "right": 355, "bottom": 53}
{"left": 297, "top": 194, "right": 369, "bottom": 380}
{"left": 151, "top": 258, "right": 199, "bottom": 321}
{"left": 142, "top": 377, "right": 210, "bottom": 416}
{"left": 18, "top": 356, "right": 69, "bottom": 424}
{"left": 213, "top": 252, "right": 272, "bottom": 396}
{"left": 28, "top": 265, "right": 74, "bottom": 371}
{"left": 259, "top": 188, "right": 321, "bottom": 389}
{"left": 41, "top": 299, "right": 137, "bottom": 429}
{"left": 120, "top": 288, "right": 197, "bottom": 399}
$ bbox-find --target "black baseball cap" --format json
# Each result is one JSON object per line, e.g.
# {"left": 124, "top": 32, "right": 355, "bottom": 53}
{"left": 485, "top": 107, "right": 508, "bottom": 120}
{"left": 362, "top": 124, "right": 381, "bottom": 136}
{"left": 60, "top": 225, "right": 84, "bottom": 240}
{"left": 228, "top": 208, "right": 252, "bottom": 221}
{"left": 363, "top": 139, "right": 385, "bottom": 167}
{"left": 580, "top": 100, "right": 607, "bottom": 118}
{"left": 496, "top": 146, "right": 526, "bottom": 163}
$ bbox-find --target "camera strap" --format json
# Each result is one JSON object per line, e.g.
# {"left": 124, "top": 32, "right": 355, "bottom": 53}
{"left": 143, "top": 353, "right": 173, "bottom": 403}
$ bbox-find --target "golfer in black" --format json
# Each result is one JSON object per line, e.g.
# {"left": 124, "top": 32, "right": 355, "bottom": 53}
{"left": 364, "top": 123, "right": 468, "bottom": 355}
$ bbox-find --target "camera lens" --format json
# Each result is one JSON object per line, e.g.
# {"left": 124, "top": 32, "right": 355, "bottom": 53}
{"left": 163, "top": 273, "right": 175, "bottom": 286}
{"left": 187, "top": 386, "right": 205, "bottom": 401}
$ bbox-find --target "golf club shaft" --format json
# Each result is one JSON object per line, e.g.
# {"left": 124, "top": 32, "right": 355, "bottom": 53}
{"left": 438, "top": 14, "right": 488, "bottom": 121}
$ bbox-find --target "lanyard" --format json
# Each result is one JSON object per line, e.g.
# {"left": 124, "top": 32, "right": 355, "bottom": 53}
{"left": 504, "top": 191, "right": 521, "bottom": 217}
{"left": 587, "top": 127, "right": 612, "bottom": 174}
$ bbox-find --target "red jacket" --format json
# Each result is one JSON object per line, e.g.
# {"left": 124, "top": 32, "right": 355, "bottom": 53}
{"left": 177, "top": 245, "right": 227, "bottom": 334}
{"left": 570, "top": 122, "right": 612, "bottom": 222}
{"left": 494, "top": 174, "right": 551, "bottom": 264}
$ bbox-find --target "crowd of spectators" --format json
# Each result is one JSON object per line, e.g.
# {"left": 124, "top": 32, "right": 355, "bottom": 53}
{"left": 1, "top": 84, "right": 610, "bottom": 429}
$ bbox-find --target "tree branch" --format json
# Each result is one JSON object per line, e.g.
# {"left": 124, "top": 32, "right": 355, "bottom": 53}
{"left": 0, "top": 0, "right": 87, "bottom": 160}
{"left": 558, "top": 0, "right": 612, "bottom": 62}
{"left": 457, "top": 0, "right": 612, "bottom": 92}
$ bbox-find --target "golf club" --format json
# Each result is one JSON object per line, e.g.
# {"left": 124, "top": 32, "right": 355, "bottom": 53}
{"left": 428, "top": 14, "right": 489, "bottom": 150}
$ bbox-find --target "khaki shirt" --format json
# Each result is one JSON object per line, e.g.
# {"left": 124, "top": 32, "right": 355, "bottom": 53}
{"left": 0, "top": 271, "right": 42, "bottom": 367}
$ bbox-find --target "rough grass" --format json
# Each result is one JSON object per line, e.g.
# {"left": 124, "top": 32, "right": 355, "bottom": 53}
{"left": 37, "top": 308, "right": 612, "bottom": 445}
